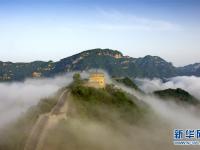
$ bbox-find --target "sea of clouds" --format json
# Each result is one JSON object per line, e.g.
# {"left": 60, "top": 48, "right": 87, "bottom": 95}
{"left": 1, "top": 73, "right": 200, "bottom": 129}
{"left": 1, "top": 73, "right": 200, "bottom": 150}
{"left": 136, "top": 76, "right": 200, "bottom": 100}
{"left": 114, "top": 75, "right": 200, "bottom": 129}
{"left": 40, "top": 73, "right": 200, "bottom": 150}
{"left": 0, "top": 73, "right": 74, "bottom": 128}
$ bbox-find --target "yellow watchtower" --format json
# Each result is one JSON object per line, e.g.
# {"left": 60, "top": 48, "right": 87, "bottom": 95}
{"left": 88, "top": 72, "right": 105, "bottom": 88}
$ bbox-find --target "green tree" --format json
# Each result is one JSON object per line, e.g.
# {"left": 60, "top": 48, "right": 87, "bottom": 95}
{"left": 73, "top": 73, "right": 82, "bottom": 84}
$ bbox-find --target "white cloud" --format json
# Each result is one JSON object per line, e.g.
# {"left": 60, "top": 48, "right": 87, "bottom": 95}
{"left": 0, "top": 73, "right": 73, "bottom": 128}
{"left": 116, "top": 77, "right": 200, "bottom": 129}
{"left": 141, "top": 94, "right": 200, "bottom": 128}
{"left": 93, "top": 9, "right": 182, "bottom": 31}
{"left": 136, "top": 76, "right": 200, "bottom": 100}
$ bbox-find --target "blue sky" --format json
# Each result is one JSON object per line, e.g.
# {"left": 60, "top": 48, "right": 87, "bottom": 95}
{"left": 0, "top": 0, "right": 200, "bottom": 66}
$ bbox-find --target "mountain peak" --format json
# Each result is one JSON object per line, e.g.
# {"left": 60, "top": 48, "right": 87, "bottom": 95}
{"left": 80, "top": 48, "right": 123, "bottom": 59}
{"left": 154, "top": 88, "right": 199, "bottom": 105}
{"left": 143, "top": 55, "right": 166, "bottom": 62}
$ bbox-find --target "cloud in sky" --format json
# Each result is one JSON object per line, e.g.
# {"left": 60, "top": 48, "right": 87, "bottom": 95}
{"left": 69, "top": 9, "right": 182, "bottom": 31}
{"left": 93, "top": 9, "right": 182, "bottom": 31}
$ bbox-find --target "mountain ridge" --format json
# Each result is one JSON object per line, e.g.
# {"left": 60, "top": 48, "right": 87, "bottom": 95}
{"left": 0, "top": 48, "right": 199, "bottom": 81}
{"left": 154, "top": 88, "right": 199, "bottom": 105}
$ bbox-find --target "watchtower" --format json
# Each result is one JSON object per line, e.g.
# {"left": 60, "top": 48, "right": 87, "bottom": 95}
{"left": 88, "top": 72, "right": 105, "bottom": 88}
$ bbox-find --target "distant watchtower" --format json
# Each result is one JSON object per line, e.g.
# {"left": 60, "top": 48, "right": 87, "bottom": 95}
{"left": 88, "top": 72, "right": 105, "bottom": 88}
{"left": 32, "top": 72, "right": 41, "bottom": 78}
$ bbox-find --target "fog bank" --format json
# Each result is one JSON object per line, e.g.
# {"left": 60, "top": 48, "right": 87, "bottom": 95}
{"left": 0, "top": 74, "right": 73, "bottom": 128}
{"left": 136, "top": 76, "right": 200, "bottom": 99}
{"left": 114, "top": 76, "right": 200, "bottom": 129}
